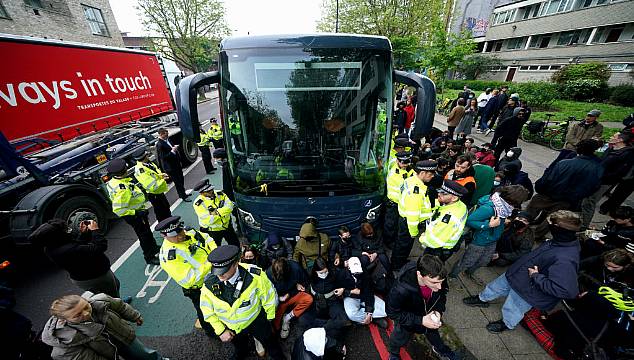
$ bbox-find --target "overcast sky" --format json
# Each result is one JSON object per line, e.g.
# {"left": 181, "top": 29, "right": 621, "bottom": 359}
{"left": 108, "top": 0, "right": 323, "bottom": 37}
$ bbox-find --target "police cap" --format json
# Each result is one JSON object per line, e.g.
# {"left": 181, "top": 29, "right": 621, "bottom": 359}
{"left": 208, "top": 245, "right": 240, "bottom": 275}
{"left": 193, "top": 178, "right": 214, "bottom": 193}
{"left": 107, "top": 158, "right": 127, "bottom": 175}
{"left": 210, "top": 117, "right": 218, "bottom": 123}
{"left": 155, "top": 216, "right": 184, "bottom": 236}
{"left": 395, "top": 151, "right": 413, "bottom": 163}
{"left": 212, "top": 148, "right": 227, "bottom": 159}
{"left": 131, "top": 147, "right": 148, "bottom": 161}
{"left": 393, "top": 138, "right": 410, "bottom": 149}
{"left": 414, "top": 160, "right": 437, "bottom": 172}
{"left": 438, "top": 180, "right": 468, "bottom": 197}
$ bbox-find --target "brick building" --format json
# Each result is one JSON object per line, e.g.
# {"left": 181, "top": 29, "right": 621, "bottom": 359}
{"left": 0, "top": 0, "right": 123, "bottom": 47}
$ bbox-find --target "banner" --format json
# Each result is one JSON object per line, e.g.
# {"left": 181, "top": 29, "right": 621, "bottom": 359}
{"left": 451, "top": 0, "right": 514, "bottom": 38}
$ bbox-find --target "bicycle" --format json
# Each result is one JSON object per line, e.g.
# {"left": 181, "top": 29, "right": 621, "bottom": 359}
{"left": 520, "top": 114, "right": 573, "bottom": 151}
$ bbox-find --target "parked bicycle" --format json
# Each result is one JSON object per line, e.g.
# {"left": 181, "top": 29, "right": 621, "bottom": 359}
{"left": 521, "top": 114, "right": 573, "bottom": 151}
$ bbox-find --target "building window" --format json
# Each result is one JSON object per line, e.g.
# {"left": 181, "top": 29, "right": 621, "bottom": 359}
{"left": 539, "top": 65, "right": 550, "bottom": 70}
{"left": 607, "top": 63, "right": 628, "bottom": 71}
{"left": 540, "top": 35, "right": 552, "bottom": 48}
{"left": 494, "top": 41, "right": 503, "bottom": 51}
{"left": 604, "top": 26, "right": 624, "bottom": 42}
{"left": 520, "top": 66, "right": 529, "bottom": 70}
{"left": 582, "top": 0, "right": 593, "bottom": 6}
{"left": 493, "top": 9, "right": 516, "bottom": 25}
{"left": 550, "top": 65, "right": 562, "bottom": 70}
{"left": 0, "top": 2, "right": 10, "bottom": 19}
{"left": 24, "top": 0, "right": 42, "bottom": 7}
{"left": 529, "top": 65, "right": 540, "bottom": 70}
{"left": 83, "top": 5, "right": 110, "bottom": 37}
{"left": 506, "top": 37, "right": 525, "bottom": 50}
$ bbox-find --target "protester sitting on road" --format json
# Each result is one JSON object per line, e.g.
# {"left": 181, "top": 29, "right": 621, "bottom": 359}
{"left": 490, "top": 211, "right": 535, "bottom": 267}
{"left": 500, "top": 163, "right": 534, "bottom": 198}
{"left": 291, "top": 324, "right": 348, "bottom": 360}
{"left": 492, "top": 172, "right": 504, "bottom": 192}
{"left": 444, "top": 155, "right": 476, "bottom": 206}
{"left": 475, "top": 143, "right": 496, "bottom": 167}
{"left": 42, "top": 292, "right": 167, "bottom": 360}
{"left": 387, "top": 255, "right": 457, "bottom": 360}
{"left": 342, "top": 257, "right": 388, "bottom": 328}
{"left": 578, "top": 248, "right": 633, "bottom": 293}
{"left": 496, "top": 147, "right": 522, "bottom": 172}
{"left": 329, "top": 226, "right": 355, "bottom": 268}
{"left": 305, "top": 258, "right": 352, "bottom": 326}
{"left": 261, "top": 232, "right": 294, "bottom": 263}
{"left": 266, "top": 257, "right": 313, "bottom": 339}
{"left": 353, "top": 222, "right": 390, "bottom": 272}
{"left": 464, "top": 210, "right": 581, "bottom": 333}
{"left": 241, "top": 244, "right": 270, "bottom": 270}
{"left": 470, "top": 162, "right": 496, "bottom": 208}
{"left": 294, "top": 222, "right": 331, "bottom": 271}
{"left": 581, "top": 206, "right": 634, "bottom": 259}
{"left": 29, "top": 218, "right": 124, "bottom": 300}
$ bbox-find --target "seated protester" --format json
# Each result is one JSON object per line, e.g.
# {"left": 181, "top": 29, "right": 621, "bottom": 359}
{"left": 582, "top": 205, "right": 634, "bottom": 258}
{"left": 291, "top": 325, "right": 347, "bottom": 360}
{"left": 501, "top": 163, "right": 534, "bottom": 198}
{"left": 496, "top": 147, "right": 523, "bottom": 172}
{"left": 444, "top": 155, "right": 476, "bottom": 206}
{"left": 464, "top": 210, "right": 582, "bottom": 333}
{"left": 441, "top": 145, "right": 463, "bottom": 169}
{"left": 475, "top": 143, "right": 496, "bottom": 168}
{"left": 491, "top": 211, "right": 535, "bottom": 267}
{"left": 329, "top": 226, "right": 355, "bottom": 268}
{"left": 242, "top": 244, "right": 270, "bottom": 271}
{"left": 578, "top": 248, "right": 633, "bottom": 293}
{"left": 450, "top": 186, "right": 528, "bottom": 283}
{"left": 306, "top": 258, "right": 352, "bottom": 326}
{"left": 343, "top": 257, "right": 388, "bottom": 328}
{"left": 470, "top": 163, "right": 496, "bottom": 208}
{"left": 431, "top": 131, "right": 450, "bottom": 152}
{"left": 294, "top": 222, "right": 331, "bottom": 271}
{"left": 463, "top": 138, "right": 475, "bottom": 153}
{"left": 454, "top": 132, "right": 467, "bottom": 145}
{"left": 266, "top": 258, "right": 313, "bottom": 339}
{"left": 387, "top": 255, "right": 457, "bottom": 360}
{"left": 492, "top": 172, "right": 504, "bottom": 192}
{"left": 261, "top": 232, "right": 293, "bottom": 263}
{"left": 352, "top": 222, "right": 390, "bottom": 272}
{"left": 418, "top": 143, "right": 433, "bottom": 160}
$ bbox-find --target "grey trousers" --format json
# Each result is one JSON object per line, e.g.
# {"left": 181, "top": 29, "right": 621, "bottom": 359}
{"left": 72, "top": 270, "right": 120, "bottom": 298}
{"left": 580, "top": 185, "right": 610, "bottom": 230}
{"left": 450, "top": 242, "right": 497, "bottom": 277}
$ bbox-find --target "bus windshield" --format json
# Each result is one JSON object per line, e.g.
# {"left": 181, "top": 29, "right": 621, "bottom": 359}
{"left": 220, "top": 46, "right": 392, "bottom": 196}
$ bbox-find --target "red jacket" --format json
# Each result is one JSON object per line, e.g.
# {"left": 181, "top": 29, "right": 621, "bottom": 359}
{"left": 476, "top": 151, "right": 496, "bottom": 167}
{"left": 404, "top": 105, "right": 415, "bottom": 129}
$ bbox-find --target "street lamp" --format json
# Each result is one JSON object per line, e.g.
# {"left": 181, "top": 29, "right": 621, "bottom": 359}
{"left": 335, "top": 0, "right": 339, "bottom": 33}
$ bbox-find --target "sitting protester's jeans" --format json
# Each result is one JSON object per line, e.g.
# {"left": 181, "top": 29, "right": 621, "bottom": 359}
{"left": 343, "top": 296, "right": 387, "bottom": 324}
{"left": 479, "top": 273, "right": 532, "bottom": 329}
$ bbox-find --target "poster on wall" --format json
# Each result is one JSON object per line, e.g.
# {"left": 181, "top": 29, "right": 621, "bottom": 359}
{"left": 451, "top": 0, "right": 515, "bottom": 38}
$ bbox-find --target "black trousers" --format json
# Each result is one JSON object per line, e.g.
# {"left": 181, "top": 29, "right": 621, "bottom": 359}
{"left": 123, "top": 212, "right": 159, "bottom": 261}
{"left": 391, "top": 216, "right": 416, "bottom": 271}
{"left": 166, "top": 167, "right": 187, "bottom": 199}
{"left": 204, "top": 227, "right": 240, "bottom": 248}
{"left": 388, "top": 323, "right": 450, "bottom": 356}
{"left": 182, "top": 287, "right": 215, "bottom": 337}
{"left": 382, "top": 201, "right": 399, "bottom": 248}
{"left": 601, "top": 177, "right": 634, "bottom": 214}
{"left": 232, "top": 311, "right": 284, "bottom": 360}
{"left": 423, "top": 246, "right": 456, "bottom": 263}
{"left": 211, "top": 139, "right": 223, "bottom": 150}
{"left": 493, "top": 136, "right": 518, "bottom": 164}
{"left": 146, "top": 192, "right": 172, "bottom": 222}
{"left": 199, "top": 146, "right": 216, "bottom": 174}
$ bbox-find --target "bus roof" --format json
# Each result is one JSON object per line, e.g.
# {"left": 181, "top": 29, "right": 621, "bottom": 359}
{"left": 220, "top": 33, "right": 391, "bottom": 51}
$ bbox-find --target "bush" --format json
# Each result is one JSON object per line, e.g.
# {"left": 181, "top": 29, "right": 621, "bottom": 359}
{"left": 561, "top": 79, "right": 609, "bottom": 101}
{"left": 444, "top": 79, "right": 509, "bottom": 91}
{"left": 512, "top": 82, "right": 559, "bottom": 110}
{"left": 609, "top": 85, "right": 634, "bottom": 106}
{"left": 552, "top": 63, "right": 611, "bottom": 84}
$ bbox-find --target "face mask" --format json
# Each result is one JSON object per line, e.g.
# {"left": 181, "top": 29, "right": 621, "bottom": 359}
{"left": 493, "top": 180, "right": 501, "bottom": 186}
{"left": 271, "top": 244, "right": 281, "bottom": 250}
{"left": 506, "top": 151, "right": 514, "bottom": 158}
{"left": 511, "top": 220, "right": 527, "bottom": 231}
{"left": 317, "top": 271, "right": 328, "bottom": 279}
{"left": 425, "top": 148, "right": 432, "bottom": 153}
{"left": 243, "top": 258, "right": 255, "bottom": 264}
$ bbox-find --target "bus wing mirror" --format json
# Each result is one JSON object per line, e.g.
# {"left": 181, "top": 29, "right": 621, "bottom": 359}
{"left": 176, "top": 71, "right": 220, "bottom": 142}
{"left": 393, "top": 71, "right": 436, "bottom": 139}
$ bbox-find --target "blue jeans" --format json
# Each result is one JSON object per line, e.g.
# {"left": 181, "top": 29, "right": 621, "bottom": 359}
{"left": 478, "top": 273, "right": 532, "bottom": 329}
{"left": 343, "top": 296, "right": 387, "bottom": 324}
{"left": 479, "top": 112, "right": 490, "bottom": 131}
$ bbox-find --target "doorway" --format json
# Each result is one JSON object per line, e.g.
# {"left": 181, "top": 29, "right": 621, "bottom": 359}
{"left": 505, "top": 67, "right": 517, "bottom": 82}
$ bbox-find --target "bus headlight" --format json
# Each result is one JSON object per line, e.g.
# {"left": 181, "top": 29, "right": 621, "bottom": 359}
{"left": 366, "top": 204, "right": 382, "bottom": 221}
{"left": 238, "top": 209, "right": 261, "bottom": 229}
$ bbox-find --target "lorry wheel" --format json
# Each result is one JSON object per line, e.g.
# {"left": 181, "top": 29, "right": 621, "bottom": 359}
{"left": 53, "top": 196, "right": 109, "bottom": 233}
{"left": 179, "top": 136, "right": 199, "bottom": 165}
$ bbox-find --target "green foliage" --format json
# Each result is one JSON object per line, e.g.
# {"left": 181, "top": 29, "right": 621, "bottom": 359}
{"left": 456, "top": 54, "right": 502, "bottom": 80}
{"left": 609, "top": 85, "right": 634, "bottom": 106}
{"left": 551, "top": 63, "right": 611, "bottom": 84}
{"left": 444, "top": 80, "right": 509, "bottom": 91}
{"left": 391, "top": 35, "right": 421, "bottom": 71}
{"left": 512, "top": 82, "right": 559, "bottom": 110}
{"left": 561, "top": 79, "right": 609, "bottom": 101}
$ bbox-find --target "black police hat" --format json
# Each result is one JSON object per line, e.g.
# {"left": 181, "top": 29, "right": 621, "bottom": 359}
{"left": 107, "top": 158, "right": 127, "bottom": 175}
{"left": 131, "top": 147, "right": 148, "bottom": 161}
{"left": 155, "top": 216, "right": 184, "bottom": 236}
{"left": 213, "top": 148, "right": 227, "bottom": 159}
{"left": 210, "top": 117, "right": 218, "bottom": 122}
{"left": 208, "top": 245, "right": 240, "bottom": 276}
{"left": 193, "top": 178, "right": 214, "bottom": 193}
{"left": 414, "top": 160, "right": 437, "bottom": 172}
{"left": 395, "top": 151, "right": 413, "bottom": 162}
{"left": 393, "top": 138, "right": 410, "bottom": 149}
{"left": 438, "top": 180, "right": 468, "bottom": 197}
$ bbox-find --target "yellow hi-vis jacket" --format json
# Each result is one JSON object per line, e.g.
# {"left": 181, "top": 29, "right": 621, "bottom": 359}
{"left": 210, "top": 123, "right": 223, "bottom": 141}
{"left": 193, "top": 191, "right": 234, "bottom": 231}
{"left": 159, "top": 229, "right": 217, "bottom": 289}
{"left": 134, "top": 161, "right": 168, "bottom": 194}
{"left": 200, "top": 264, "right": 278, "bottom": 336}
{"left": 398, "top": 176, "right": 435, "bottom": 237}
{"left": 419, "top": 200, "right": 468, "bottom": 249}
{"left": 386, "top": 166, "right": 414, "bottom": 203}
{"left": 197, "top": 129, "right": 213, "bottom": 147}
{"left": 105, "top": 177, "right": 146, "bottom": 217}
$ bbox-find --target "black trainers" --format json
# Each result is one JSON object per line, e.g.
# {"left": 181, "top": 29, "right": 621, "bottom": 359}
{"left": 486, "top": 319, "right": 509, "bottom": 333}
{"left": 432, "top": 347, "right": 461, "bottom": 360}
{"left": 462, "top": 295, "right": 489, "bottom": 308}
{"left": 145, "top": 255, "right": 160, "bottom": 265}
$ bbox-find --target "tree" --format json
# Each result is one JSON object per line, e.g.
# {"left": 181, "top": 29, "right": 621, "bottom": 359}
{"left": 137, "top": 0, "right": 230, "bottom": 74}
{"left": 456, "top": 54, "right": 502, "bottom": 80}
{"left": 419, "top": 19, "right": 476, "bottom": 92}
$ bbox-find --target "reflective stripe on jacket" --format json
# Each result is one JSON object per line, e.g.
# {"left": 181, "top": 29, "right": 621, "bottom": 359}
{"left": 387, "top": 166, "right": 414, "bottom": 203}
{"left": 420, "top": 200, "right": 467, "bottom": 249}
{"left": 134, "top": 161, "right": 168, "bottom": 194}
{"left": 210, "top": 124, "right": 223, "bottom": 141}
{"left": 159, "top": 230, "right": 217, "bottom": 289}
{"left": 106, "top": 177, "right": 146, "bottom": 217}
{"left": 193, "top": 192, "right": 234, "bottom": 231}
{"left": 398, "top": 176, "right": 435, "bottom": 237}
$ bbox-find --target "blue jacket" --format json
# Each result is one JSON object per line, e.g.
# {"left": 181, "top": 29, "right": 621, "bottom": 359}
{"left": 466, "top": 196, "right": 505, "bottom": 246}
{"left": 506, "top": 239, "right": 580, "bottom": 311}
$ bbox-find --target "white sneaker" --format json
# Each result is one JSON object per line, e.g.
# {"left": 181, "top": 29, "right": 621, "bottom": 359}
{"left": 485, "top": 129, "right": 492, "bottom": 136}
{"left": 280, "top": 314, "right": 291, "bottom": 339}
{"left": 254, "top": 338, "right": 266, "bottom": 358}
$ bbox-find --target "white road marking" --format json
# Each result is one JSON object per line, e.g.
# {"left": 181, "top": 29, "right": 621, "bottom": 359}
{"left": 110, "top": 157, "right": 202, "bottom": 272}
{"left": 136, "top": 265, "right": 172, "bottom": 303}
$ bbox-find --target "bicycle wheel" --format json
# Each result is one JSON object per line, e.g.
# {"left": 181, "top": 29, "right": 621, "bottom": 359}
{"left": 548, "top": 130, "right": 565, "bottom": 151}
{"left": 520, "top": 126, "right": 536, "bottom": 143}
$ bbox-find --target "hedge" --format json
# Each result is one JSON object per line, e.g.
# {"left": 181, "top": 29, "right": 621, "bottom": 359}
{"left": 444, "top": 79, "right": 510, "bottom": 91}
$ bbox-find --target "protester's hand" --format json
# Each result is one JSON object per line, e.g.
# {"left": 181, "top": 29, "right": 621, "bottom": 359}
{"left": 350, "top": 288, "right": 361, "bottom": 295}
{"left": 162, "top": 173, "right": 170, "bottom": 180}
{"left": 369, "top": 253, "right": 378, "bottom": 262}
{"left": 422, "top": 313, "right": 441, "bottom": 329}
{"left": 334, "top": 288, "right": 345, "bottom": 297}
{"left": 489, "top": 216, "right": 501, "bottom": 228}
{"left": 344, "top": 260, "right": 349, "bottom": 268}
{"left": 528, "top": 266, "right": 539, "bottom": 277}
{"left": 363, "top": 313, "right": 373, "bottom": 325}
{"left": 135, "top": 317, "right": 144, "bottom": 326}
{"left": 279, "top": 294, "right": 289, "bottom": 302}
{"left": 334, "top": 258, "right": 340, "bottom": 266}
{"left": 492, "top": 253, "right": 500, "bottom": 260}
{"left": 219, "top": 329, "right": 234, "bottom": 342}
{"left": 296, "top": 283, "right": 305, "bottom": 292}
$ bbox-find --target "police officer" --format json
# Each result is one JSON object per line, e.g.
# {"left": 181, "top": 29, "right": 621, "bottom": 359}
{"left": 383, "top": 151, "right": 414, "bottom": 249}
{"left": 209, "top": 117, "right": 224, "bottom": 150}
{"left": 420, "top": 180, "right": 468, "bottom": 262}
{"left": 193, "top": 178, "right": 239, "bottom": 247}
{"left": 106, "top": 159, "right": 160, "bottom": 265}
{"left": 387, "top": 137, "right": 412, "bottom": 172}
{"left": 156, "top": 216, "right": 217, "bottom": 337}
{"left": 392, "top": 160, "right": 438, "bottom": 271}
{"left": 200, "top": 245, "right": 284, "bottom": 360}
{"left": 197, "top": 122, "right": 218, "bottom": 174}
{"left": 132, "top": 148, "right": 172, "bottom": 222}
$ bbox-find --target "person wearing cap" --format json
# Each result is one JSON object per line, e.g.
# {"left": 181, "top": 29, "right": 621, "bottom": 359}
{"left": 156, "top": 216, "right": 217, "bottom": 337}
{"left": 464, "top": 210, "right": 581, "bottom": 333}
{"left": 419, "top": 180, "right": 468, "bottom": 262}
{"left": 132, "top": 148, "right": 172, "bottom": 222}
{"left": 291, "top": 325, "right": 347, "bottom": 360}
{"left": 106, "top": 158, "right": 160, "bottom": 265}
{"left": 491, "top": 107, "right": 527, "bottom": 162}
{"left": 564, "top": 109, "right": 604, "bottom": 151}
{"left": 342, "top": 256, "right": 389, "bottom": 328}
{"left": 192, "top": 178, "right": 239, "bottom": 248}
{"left": 199, "top": 245, "right": 284, "bottom": 359}
{"left": 383, "top": 150, "right": 414, "bottom": 249}
{"left": 393, "top": 160, "right": 439, "bottom": 271}
{"left": 209, "top": 117, "right": 224, "bottom": 149}
{"left": 196, "top": 121, "right": 218, "bottom": 175}
{"left": 387, "top": 137, "right": 413, "bottom": 171}
{"left": 444, "top": 155, "right": 476, "bottom": 206}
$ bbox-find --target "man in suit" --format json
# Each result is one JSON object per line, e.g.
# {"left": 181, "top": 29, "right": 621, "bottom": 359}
{"left": 156, "top": 128, "right": 191, "bottom": 202}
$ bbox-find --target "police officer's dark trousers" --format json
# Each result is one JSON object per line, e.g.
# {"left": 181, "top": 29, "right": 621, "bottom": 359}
{"left": 207, "top": 227, "right": 240, "bottom": 248}
{"left": 382, "top": 201, "right": 399, "bottom": 248}
{"left": 391, "top": 217, "right": 415, "bottom": 271}
{"left": 211, "top": 139, "right": 223, "bottom": 150}
{"left": 199, "top": 145, "right": 216, "bottom": 174}
{"left": 232, "top": 311, "right": 284, "bottom": 360}
{"left": 182, "top": 287, "right": 215, "bottom": 337}
{"left": 123, "top": 212, "right": 159, "bottom": 262}
{"left": 147, "top": 193, "right": 171, "bottom": 222}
